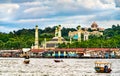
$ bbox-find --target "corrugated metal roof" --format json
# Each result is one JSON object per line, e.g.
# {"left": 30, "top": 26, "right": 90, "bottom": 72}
{"left": 31, "top": 48, "right": 119, "bottom": 53}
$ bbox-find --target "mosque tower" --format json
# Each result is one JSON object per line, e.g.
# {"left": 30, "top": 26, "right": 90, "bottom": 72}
{"left": 77, "top": 25, "right": 81, "bottom": 42}
{"left": 34, "top": 25, "right": 39, "bottom": 49}
{"left": 58, "top": 25, "right": 62, "bottom": 43}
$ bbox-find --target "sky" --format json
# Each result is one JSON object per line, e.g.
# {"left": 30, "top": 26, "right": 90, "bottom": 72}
{"left": 0, "top": 0, "right": 120, "bottom": 33}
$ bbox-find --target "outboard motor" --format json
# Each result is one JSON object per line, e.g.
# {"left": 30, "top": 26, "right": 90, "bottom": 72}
{"left": 104, "top": 65, "right": 108, "bottom": 72}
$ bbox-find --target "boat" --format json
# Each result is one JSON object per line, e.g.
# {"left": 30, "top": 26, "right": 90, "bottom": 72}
{"left": 24, "top": 59, "right": 30, "bottom": 64}
{"left": 54, "top": 60, "right": 63, "bottom": 63}
{"left": 23, "top": 52, "right": 30, "bottom": 64}
{"left": 94, "top": 61, "right": 112, "bottom": 73}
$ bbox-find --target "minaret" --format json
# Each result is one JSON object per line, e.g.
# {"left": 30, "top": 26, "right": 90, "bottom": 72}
{"left": 84, "top": 28, "right": 89, "bottom": 41}
{"left": 44, "top": 38, "right": 46, "bottom": 51}
{"left": 84, "top": 32, "right": 89, "bottom": 41}
{"left": 58, "top": 25, "right": 61, "bottom": 37}
{"left": 69, "top": 31, "right": 72, "bottom": 44}
{"left": 58, "top": 25, "right": 62, "bottom": 43}
{"left": 77, "top": 25, "right": 81, "bottom": 42}
{"left": 34, "top": 25, "right": 39, "bottom": 49}
{"left": 55, "top": 27, "right": 58, "bottom": 37}
{"left": 78, "top": 31, "right": 81, "bottom": 41}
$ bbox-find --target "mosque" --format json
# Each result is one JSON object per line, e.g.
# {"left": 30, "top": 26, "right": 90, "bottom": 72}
{"left": 41, "top": 25, "right": 67, "bottom": 49}
{"left": 31, "top": 25, "right": 67, "bottom": 50}
{"left": 29, "top": 22, "right": 106, "bottom": 58}
{"left": 28, "top": 22, "right": 120, "bottom": 58}
{"left": 69, "top": 22, "right": 104, "bottom": 42}
{"left": 31, "top": 22, "right": 104, "bottom": 50}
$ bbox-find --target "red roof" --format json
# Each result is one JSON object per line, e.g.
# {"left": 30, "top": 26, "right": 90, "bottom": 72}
{"left": 86, "top": 48, "right": 119, "bottom": 51}
{"left": 31, "top": 48, "right": 119, "bottom": 53}
{"left": 31, "top": 49, "right": 44, "bottom": 53}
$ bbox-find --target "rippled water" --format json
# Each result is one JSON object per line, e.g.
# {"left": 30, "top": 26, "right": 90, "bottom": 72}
{"left": 0, "top": 58, "right": 120, "bottom": 76}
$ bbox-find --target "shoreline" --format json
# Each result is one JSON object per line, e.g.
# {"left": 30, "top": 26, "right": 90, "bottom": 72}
{"left": 0, "top": 57, "right": 120, "bottom": 59}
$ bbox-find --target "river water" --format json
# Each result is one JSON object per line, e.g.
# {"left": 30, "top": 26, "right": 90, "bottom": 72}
{"left": 0, "top": 58, "right": 120, "bottom": 76}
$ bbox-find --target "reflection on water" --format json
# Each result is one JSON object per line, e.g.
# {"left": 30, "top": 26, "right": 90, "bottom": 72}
{"left": 0, "top": 58, "right": 120, "bottom": 76}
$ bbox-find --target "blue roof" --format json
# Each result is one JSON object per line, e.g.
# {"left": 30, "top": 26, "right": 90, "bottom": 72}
{"left": 73, "top": 34, "right": 78, "bottom": 39}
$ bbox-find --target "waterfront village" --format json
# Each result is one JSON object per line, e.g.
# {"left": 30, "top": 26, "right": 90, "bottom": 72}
{"left": 0, "top": 22, "right": 120, "bottom": 58}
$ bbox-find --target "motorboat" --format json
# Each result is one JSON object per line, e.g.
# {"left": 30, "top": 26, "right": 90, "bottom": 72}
{"left": 54, "top": 60, "right": 63, "bottom": 63}
{"left": 94, "top": 61, "right": 112, "bottom": 73}
{"left": 24, "top": 59, "right": 30, "bottom": 64}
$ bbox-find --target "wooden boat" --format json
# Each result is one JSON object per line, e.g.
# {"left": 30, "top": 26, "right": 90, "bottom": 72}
{"left": 24, "top": 59, "right": 30, "bottom": 64}
{"left": 94, "top": 61, "right": 112, "bottom": 73}
{"left": 54, "top": 60, "right": 63, "bottom": 63}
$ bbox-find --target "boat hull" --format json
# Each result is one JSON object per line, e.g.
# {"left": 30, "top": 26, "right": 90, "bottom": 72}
{"left": 95, "top": 67, "right": 112, "bottom": 73}
{"left": 24, "top": 60, "right": 30, "bottom": 64}
{"left": 54, "top": 60, "right": 63, "bottom": 63}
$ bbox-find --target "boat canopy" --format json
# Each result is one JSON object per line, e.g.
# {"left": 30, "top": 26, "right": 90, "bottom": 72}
{"left": 95, "top": 61, "right": 112, "bottom": 68}
{"left": 22, "top": 48, "right": 30, "bottom": 52}
{"left": 95, "top": 62, "right": 111, "bottom": 64}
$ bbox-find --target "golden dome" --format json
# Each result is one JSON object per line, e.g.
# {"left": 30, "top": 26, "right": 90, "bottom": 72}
{"left": 91, "top": 22, "right": 98, "bottom": 28}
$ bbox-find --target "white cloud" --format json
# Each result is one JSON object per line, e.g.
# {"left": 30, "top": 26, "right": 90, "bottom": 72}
{"left": 0, "top": 0, "right": 120, "bottom": 33}
{"left": 47, "top": 20, "right": 120, "bottom": 29}
{"left": 100, "top": 0, "right": 114, "bottom": 4}
{"left": 20, "top": 0, "right": 116, "bottom": 19}
{"left": 0, "top": 4, "right": 19, "bottom": 14}
{"left": 0, "top": 26, "right": 19, "bottom": 33}
{"left": 0, "top": 18, "right": 10, "bottom": 21}
{"left": 16, "top": 15, "right": 95, "bottom": 23}
{"left": 0, "top": 3, "right": 19, "bottom": 21}
{"left": 23, "top": 6, "right": 53, "bottom": 15}
{"left": 74, "top": 0, "right": 115, "bottom": 10}
{"left": 14, "top": 13, "right": 120, "bottom": 29}
{"left": 22, "top": 1, "right": 41, "bottom": 6}
{"left": 96, "top": 20, "right": 120, "bottom": 28}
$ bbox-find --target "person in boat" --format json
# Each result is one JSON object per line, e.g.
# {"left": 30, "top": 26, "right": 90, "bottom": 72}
{"left": 24, "top": 52, "right": 30, "bottom": 62}
{"left": 24, "top": 52, "right": 29, "bottom": 59}
{"left": 23, "top": 52, "right": 30, "bottom": 64}
{"left": 104, "top": 65, "right": 108, "bottom": 72}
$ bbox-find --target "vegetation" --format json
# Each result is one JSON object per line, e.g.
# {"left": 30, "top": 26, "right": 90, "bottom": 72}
{"left": 0, "top": 24, "right": 120, "bottom": 49}
{"left": 59, "top": 24, "right": 120, "bottom": 48}
{"left": 0, "top": 26, "right": 76, "bottom": 49}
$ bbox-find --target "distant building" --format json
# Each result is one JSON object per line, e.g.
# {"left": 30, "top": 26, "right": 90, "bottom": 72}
{"left": 42, "top": 25, "right": 67, "bottom": 49}
{"left": 69, "top": 25, "right": 89, "bottom": 42}
{"left": 31, "top": 25, "right": 67, "bottom": 50}
{"left": 89, "top": 22, "right": 104, "bottom": 36}
{"left": 31, "top": 25, "right": 39, "bottom": 49}
{"left": 68, "top": 22, "right": 104, "bottom": 41}
{"left": 31, "top": 22, "right": 104, "bottom": 50}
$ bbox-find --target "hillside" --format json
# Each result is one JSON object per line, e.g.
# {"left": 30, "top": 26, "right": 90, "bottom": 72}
{"left": 0, "top": 24, "right": 120, "bottom": 49}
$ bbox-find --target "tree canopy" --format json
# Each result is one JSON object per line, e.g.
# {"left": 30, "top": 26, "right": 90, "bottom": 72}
{"left": 0, "top": 24, "right": 120, "bottom": 49}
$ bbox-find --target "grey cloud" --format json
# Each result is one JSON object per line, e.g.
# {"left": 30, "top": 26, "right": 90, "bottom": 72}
{"left": 15, "top": 0, "right": 109, "bottom": 20}
{"left": 0, "top": 0, "right": 34, "bottom": 3}
{"left": 0, "top": 0, "right": 120, "bottom": 32}
{"left": 90, "top": 9, "right": 120, "bottom": 21}
{"left": 100, "top": 0, "right": 113, "bottom": 4}
{"left": 115, "top": 0, "right": 120, "bottom": 7}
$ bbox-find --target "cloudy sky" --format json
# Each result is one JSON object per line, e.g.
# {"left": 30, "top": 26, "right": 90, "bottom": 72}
{"left": 0, "top": 0, "right": 120, "bottom": 33}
